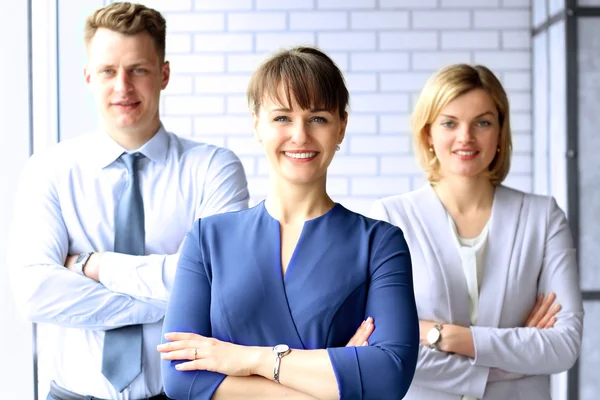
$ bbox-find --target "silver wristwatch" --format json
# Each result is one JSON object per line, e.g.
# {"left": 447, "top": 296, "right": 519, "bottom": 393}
{"left": 272, "top": 344, "right": 291, "bottom": 383}
{"left": 426, "top": 323, "right": 444, "bottom": 350}
{"left": 73, "top": 252, "right": 93, "bottom": 276}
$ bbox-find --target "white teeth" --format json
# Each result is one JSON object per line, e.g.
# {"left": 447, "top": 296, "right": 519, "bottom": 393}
{"left": 284, "top": 152, "right": 317, "bottom": 159}
{"left": 455, "top": 150, "right": 476, "bottom": 156}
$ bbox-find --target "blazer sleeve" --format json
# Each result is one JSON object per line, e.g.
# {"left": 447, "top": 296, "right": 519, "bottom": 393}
{"left": 470, "top": 197, "right": 584, "bottom": 374}
{"left": 161, "top": 220, "right": 226, "bottom": 400}
{"left": 327, "top": 225, "right": 420, "bottom": 399}
{"left": 413, "top": 345, "right": 490, "bottom": 398}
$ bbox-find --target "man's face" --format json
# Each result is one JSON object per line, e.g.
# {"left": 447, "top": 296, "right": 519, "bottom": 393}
{"left": 84, "top": 28, "right": 169, "bottom": 134}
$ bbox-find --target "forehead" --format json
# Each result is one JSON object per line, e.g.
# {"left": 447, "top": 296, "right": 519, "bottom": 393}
{"left": 438, "top": 89, "right": 497, "bottom": 117}
{"left": 87, "top": 28, "right": 159, "bottom": 65}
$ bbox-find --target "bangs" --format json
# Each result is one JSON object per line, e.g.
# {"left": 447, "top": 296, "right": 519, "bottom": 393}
{"left": 248, "top": 48, "right": 348, "bottom": 117}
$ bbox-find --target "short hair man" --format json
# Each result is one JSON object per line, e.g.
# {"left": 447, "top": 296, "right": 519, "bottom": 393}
{"left": 9, "top": 3, "right": 248, "bottom": 399}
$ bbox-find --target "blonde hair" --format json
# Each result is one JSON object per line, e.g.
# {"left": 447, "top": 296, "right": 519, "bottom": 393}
{"left": 411, "top": 64, "right": 512, "bottom": 185}
{"left": 247, "top": 46, "right": 349, "bottom": 118}
{"left": 84, "top": 2, "right": 166, "bottom": 62}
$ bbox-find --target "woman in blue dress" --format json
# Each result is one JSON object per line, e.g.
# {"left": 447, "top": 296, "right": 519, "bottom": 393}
{"left": 157, "top": 46, "right": 419, "bottom": 400}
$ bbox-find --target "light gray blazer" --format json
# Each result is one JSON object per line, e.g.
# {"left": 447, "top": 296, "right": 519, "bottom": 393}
{"left": 369, "top": 185, "right": 583, "bottom": 400}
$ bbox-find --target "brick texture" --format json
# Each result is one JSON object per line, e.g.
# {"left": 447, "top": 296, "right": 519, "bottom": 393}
{"left": 155, "top": 0, "right": 533, "bottom": 213}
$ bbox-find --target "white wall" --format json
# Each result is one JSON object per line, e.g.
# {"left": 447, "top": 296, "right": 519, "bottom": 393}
{"left": 137, "top": 0, "right": 534, "bottom": 214}
{"left": 0, "top": 2, "right": 35, "bottom": 399}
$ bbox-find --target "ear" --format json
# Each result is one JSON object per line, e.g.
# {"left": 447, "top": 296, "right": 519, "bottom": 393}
{"left": 337, "top": 112, "right": 348, "bottom": 145}
{"left": 160, "top": 61, "right": 170, "bottom": 90}
{"left": 425, "top": 125, "right": 433, "bottom": 146}
{"left": 252, "top": 111, "right": 261, "bottom": 143}
{"left": 83, "top": 65, "right": 92, "bottom": 88}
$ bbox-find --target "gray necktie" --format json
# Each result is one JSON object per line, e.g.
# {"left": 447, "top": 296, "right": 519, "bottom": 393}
{"left": 101, "top": 152, "right": 144, "bottom": 392}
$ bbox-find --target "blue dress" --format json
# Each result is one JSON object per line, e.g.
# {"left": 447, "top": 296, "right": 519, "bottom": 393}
{"left": 162, "top": 202, "right": 419, "bottom": 399}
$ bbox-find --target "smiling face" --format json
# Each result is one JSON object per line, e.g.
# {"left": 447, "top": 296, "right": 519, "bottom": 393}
{"left": 428, "top": 88, "right": 500, "bottom": 181}
{"left": 84, "top": 28, "right": 170, "bottom": 140}
{"left": 253, "top": 89, "right": 347, "bottom": 186}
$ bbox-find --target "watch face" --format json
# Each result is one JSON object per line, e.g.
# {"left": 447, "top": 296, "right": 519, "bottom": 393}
{"left": 273, "top": 344, "right": 290, "bottom": 354}
{"left": 426, "top": 327, "right": 441, "bottom": 345}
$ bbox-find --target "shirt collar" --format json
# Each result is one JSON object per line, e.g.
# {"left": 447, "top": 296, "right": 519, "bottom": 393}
{"left": 93, "top": 124, "right": 169, "bottom": 169}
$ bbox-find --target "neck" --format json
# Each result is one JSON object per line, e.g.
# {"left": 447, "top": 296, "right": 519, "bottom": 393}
{"left": 104, "top": 117, "right": 161, "bottom": 150}
{"left": 265, "top": 176, "right": 334, "bottom": 225}
{"left": 433, "top": 174, "right": 495, "bottom": 215}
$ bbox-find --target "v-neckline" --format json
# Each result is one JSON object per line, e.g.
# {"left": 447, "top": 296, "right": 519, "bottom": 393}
{"left": 261, "top": 201, "right": 341, "bottom": 282}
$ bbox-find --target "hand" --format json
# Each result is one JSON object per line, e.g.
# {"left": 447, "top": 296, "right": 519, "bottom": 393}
{"left": 64, "top": 252, "right": 102, "bottom": 281}
{"left": 64, "top": 255, "right": 79, "bottom": 271}
{"left": 158, "top": 332, "right": 262, "bottom": 376}
{"left": 346, "top": 317, "right": 374, "bottom": 347}
{"left": 525, "top": 292, "right": 561, "bottom": 328}
{"left": 419, "top": 320, "right": 475, "bottom": 357}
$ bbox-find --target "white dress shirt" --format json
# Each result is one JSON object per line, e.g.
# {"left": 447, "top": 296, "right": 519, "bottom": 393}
{"left": 448, "top": 215, "right": 489, "bottom": 400}
{"left": 8, "top": 125, "right": 249, "bottom": 399}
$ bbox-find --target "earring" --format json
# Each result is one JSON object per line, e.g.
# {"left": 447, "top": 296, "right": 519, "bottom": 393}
{"left": 497, "top": 147, "right": 500, "bottom": 153}
{"left": 336, "top": 145, "right": 340, "bottom": 151}
{"left": 428, "top": 147, "right": 434, "bottom": 153}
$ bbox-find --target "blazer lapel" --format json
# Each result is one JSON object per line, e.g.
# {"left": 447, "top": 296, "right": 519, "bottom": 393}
{"left": 410, "top": 185, "right": 471, "bottom": 326}
{"left": 477, "top": 185, "right": 523, "bottom": 327}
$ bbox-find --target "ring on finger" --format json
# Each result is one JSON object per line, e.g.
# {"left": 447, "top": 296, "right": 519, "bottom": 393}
{"left": 194, "top": 348, "right": 198, "bottom": 359}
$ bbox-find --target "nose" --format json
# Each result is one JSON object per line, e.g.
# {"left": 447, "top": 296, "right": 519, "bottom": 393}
{"left": 113, "top": 69, "right": 132, "bottom": 95}
{"left": 291, "top": 121, "right": 310, "bottom": 145}
{"left": 457, "top": 124, "right": 474, "bottom": 143}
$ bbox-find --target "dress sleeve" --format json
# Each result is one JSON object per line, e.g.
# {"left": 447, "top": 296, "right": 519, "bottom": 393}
{"left": 327, "top": 225, "right": 420, "bottom": 399}
{"left": 161, "top": 219, "right": 227, "bottom": 400}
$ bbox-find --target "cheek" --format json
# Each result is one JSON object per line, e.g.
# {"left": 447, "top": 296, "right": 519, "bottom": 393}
{"left": 430, "top": 131, "right": 452, "bottom": 149}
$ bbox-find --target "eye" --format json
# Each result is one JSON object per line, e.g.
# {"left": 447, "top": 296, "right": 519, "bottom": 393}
{"left": 441, "top": 121, "right": 456, "bottom": 128}
{"left": 476, "top": 120, "right": 492, "bottom": 127}
{"left": 133, "top": 68, "right": 147, "bottom": 74}
{"left": 273, "top": 116, "right": 290, "bottom": 123}
{"left": 100, "top": 69, "right": 114, "bottom": 75}
{"left": 311, "top": 116, "right": 328, "bottom": 123}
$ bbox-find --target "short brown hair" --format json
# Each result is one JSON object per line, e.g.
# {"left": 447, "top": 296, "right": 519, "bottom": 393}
{"left": 84, "top": 2, "right": 167, "bottom": 62}
{"left": 412, "top": 64, "right": 512, "bottom": 185}
{"left": 247, "top": 46, "right": 349, "bottom": 118}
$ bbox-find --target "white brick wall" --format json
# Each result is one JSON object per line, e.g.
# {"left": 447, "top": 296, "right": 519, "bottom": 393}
{"left": 154, "top": 0, "right": 533, "bottom": 214}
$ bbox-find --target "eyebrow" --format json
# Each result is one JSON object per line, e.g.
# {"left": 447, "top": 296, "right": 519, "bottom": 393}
{"left": 97, "top": 62, "right": 152, "bottom": 69}
{"left": 439, "top": 111, "right": 495, "bottom": 119}
{"left": 269, "top": 107, "right": 331, "bottom": 113}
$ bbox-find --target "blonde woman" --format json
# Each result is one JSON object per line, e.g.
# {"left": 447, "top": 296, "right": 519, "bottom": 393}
{"left": 369, "top": 64, "right": 583, "bottom": 400}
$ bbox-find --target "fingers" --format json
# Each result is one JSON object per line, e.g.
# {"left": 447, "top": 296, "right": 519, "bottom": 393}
{"left": 525, "top": 294, "right": 544, "bottom": 325}
{"left": 160, "top": 348, "right": 199, "bottom": 361}
{"left": 525, "top": 293, "right": 560, "bottom": 328}
{"left": 164, "top": 332, "right": 206, "bottom": 341}
{"left": 158, "top": 339, "right": 204, "bottom": 353}
{"left": 346, "top": 317, "right": 374, "bottom": 347}
{"left": 175, "top": 359, "right": 213, "bottom": 371}
{"left": 537, "top": 304, "right": 561, "bottom": 328}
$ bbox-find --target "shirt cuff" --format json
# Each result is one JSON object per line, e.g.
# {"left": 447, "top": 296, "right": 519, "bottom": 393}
{"left": 470, "top": 326, "right": 488, "bottom": 366}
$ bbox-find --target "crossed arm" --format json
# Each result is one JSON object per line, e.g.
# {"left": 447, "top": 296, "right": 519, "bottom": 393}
{"left": 9, "top": 149, "right": 248, "bottom": 330}
{"left": 369, "top": 197, "right": 584, "bottom": 398}
{"left": 159, "top": 224, "right": 419, "bottom": 400}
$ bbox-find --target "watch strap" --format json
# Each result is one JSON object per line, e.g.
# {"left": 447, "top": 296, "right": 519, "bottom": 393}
{"left": 273, "top": 345, "right": 291, "bottom": 383}
{"left": 73, "top": 252, "right": 93, "bottom": 276}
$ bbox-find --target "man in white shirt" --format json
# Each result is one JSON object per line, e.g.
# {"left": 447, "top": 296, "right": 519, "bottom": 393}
{"left": 8, "top": 2, "right": 249, "bottom": 399}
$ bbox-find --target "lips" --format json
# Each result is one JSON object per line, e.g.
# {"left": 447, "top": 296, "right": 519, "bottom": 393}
{"left": 112, "top": 100, "right": 141, "bottom": 106}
